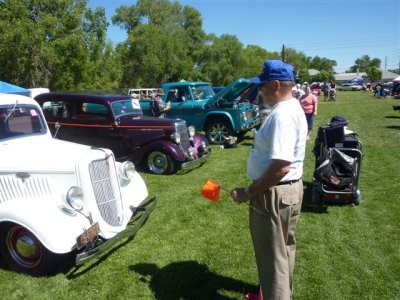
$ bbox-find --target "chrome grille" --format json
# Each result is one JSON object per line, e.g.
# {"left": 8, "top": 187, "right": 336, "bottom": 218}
{"left": 176, "top": 122, "right": 191, "bottom": 156}
{"left": 89, "top": 158, "right": 123, "bottom": 226}
{"left": 0, "top": 175, "right": 51, "bottom": 203}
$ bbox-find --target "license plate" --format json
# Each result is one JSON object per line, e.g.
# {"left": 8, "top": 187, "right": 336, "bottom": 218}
{"left": 76, "top": 222, "right": 100, "bottom": 250}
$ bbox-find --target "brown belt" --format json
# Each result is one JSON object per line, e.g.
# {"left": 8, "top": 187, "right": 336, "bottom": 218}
{"left": 276, "top": 179, "right": 300, "bottom": 186}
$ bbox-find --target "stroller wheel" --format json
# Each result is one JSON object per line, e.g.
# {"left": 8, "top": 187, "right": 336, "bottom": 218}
{"left": 311, "top": 183, "right": 321, "bottom": 204}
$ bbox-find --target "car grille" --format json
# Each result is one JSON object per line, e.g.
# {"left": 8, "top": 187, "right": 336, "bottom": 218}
{"left": 89, "top": 157, "right": 123, "bottom": 226}
{"left": 176, "top": 121, "right": 191, "bottom": 156}
{"left": 0, "top": 175, "right": 51, "bottom": 203}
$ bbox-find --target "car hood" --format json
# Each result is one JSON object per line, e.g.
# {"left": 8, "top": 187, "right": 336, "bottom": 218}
{"left": 0, "top": 138, "right": 105, "bottom": 173}
{"left": 206, "top": 78, "right": 255, "bottom": 107}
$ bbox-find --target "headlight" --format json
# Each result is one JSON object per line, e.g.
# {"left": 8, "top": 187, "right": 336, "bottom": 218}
{"left": 120, "top": 161, "right": 136, "bottom": 180}
{"left": 188, "top": 125, "right": 195, "bottom": 137}
{"left": 66, "top": 186, "right": 84, "bottom": 211}
{"left": 171, "top": 132, "right": 181, "bottom": 144}
{"left": 242, "top": 111, "right": 248, "bottom": 121}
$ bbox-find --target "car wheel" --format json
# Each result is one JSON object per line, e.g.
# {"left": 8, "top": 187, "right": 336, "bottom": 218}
{"left": 146, "top": 150, "right": 176, "bottom": 174}
{"left": 205, "top": 120, "right": 232, "bottom": 145}
{"left": 0, "top": 223, "right": 60, "bottom": 275}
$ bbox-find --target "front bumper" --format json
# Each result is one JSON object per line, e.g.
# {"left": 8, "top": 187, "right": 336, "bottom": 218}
{"left": 75, "top": 195, "right": 157, "bottom": 266}
{"left": 241, "top": 117, "right": 261, "bottom": 131}
{"left": 180, "top": 148, "right": 211, "bottom": 170}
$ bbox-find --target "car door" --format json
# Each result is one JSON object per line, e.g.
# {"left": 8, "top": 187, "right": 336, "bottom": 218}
{"left": 164, "top": 86, "right": 204, "bottom": 129}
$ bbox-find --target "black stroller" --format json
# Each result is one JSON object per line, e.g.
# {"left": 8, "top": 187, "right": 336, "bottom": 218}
{"left": 312, "top": 117, "right": 363, "bottom": 205}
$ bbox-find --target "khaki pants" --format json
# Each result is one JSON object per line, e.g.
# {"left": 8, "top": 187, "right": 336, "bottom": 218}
{"left": 249, "top": 180, "right": 303, "bottom": 300}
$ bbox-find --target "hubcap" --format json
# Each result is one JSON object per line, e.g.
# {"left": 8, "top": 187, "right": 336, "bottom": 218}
{"left": 6, "top": 226, "right": 42, "bottom": 268}
{"left": 210, "top": 123, "right": 229, "bottom": 144}
{"left": 148, "top": 151, "right": 168, "bottom": 174}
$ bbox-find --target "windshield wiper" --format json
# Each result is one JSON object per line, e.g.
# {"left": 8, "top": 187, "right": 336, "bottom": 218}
{"left": 4, "top": 101, "right": 18, "bottom": 123}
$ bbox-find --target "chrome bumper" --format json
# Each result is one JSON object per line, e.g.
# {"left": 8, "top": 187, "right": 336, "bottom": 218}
{"left": 76, "top": 195, "right": 157, "bottom": 266}
{"left": 180, "top": 148, "right": 211, "bottom": 170}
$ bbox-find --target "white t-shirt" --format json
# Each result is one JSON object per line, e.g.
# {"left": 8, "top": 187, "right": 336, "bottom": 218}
{"left": 247, "top": 98, "right": 308, "bottom": 181}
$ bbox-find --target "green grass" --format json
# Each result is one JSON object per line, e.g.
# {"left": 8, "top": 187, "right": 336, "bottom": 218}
{"left": 1, "top": 91, "right": 400, "bottom": 299}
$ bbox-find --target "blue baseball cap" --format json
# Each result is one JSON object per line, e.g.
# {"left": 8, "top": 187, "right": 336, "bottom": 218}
{"left": 249, "top": 60, "right": 294, "bottom": 84}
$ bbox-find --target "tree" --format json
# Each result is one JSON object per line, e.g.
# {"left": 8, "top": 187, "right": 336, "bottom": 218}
{"left": 200, "top": 34, "right": 247, "bottom": 86}
{"left": 349, "top": 55, "right": 381, "bottom": 73}
{"left": 366, "top": 67, "right": 382, "bottom": 82}
{"left": 113, "top": 0, "right": 207, "bottom": 87}
{"left": 0, "top": 0, "right": 115, "bottom": 91}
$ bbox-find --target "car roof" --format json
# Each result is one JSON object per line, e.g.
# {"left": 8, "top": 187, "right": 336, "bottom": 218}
{"left": 162, "top": 81, "right": 210, "bottom": 89}
{"left": 0, "top": 93, "right": 38, "bottom": 106}
{"left": 34, "top": 92, "right": 133, "bottom": 103}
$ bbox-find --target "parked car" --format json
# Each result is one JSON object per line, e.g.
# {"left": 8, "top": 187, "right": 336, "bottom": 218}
{"left": 140, "top": 79, "right": 261, "bottom": 144}
{"left": 34, "top": 93, "right": 210, "bottom": 175}
{"left": 128, "top": 88, "right": 158, "bottom": 99}
{"left": 337, "top": 83, "right": 363, "bottom": 91}
{"left": 0, "top": 93, "right": 156, "bottom": 275}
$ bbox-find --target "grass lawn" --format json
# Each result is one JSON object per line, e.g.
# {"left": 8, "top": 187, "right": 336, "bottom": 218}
{"left": 1, "top": 91, "right": 399, "bottom": 299}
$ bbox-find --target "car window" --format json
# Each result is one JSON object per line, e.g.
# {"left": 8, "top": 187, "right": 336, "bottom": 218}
{"left": 0, "top": 105, "right": 46, "bottom": 139}
{"left": 111, "top": 100, "right": 142, "bottom": 116}
{"left": 42, "top": 101, "right": 71, "bottom": 119}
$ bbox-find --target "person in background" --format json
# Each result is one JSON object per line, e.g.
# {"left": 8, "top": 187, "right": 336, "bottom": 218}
{"left": 322, "top": 81, "right": 329, "bottom": 100}
{"left": 150, "top": 88, "right": 170, "bottom": 118}
{"left": 292, "top": 83, "right": 305, "bottom": 100}
{"left": 299, "top": 87, "right": 318, "bottom": 140}
{"left": 330, "top": 80, "right": 336, "bottom": 91}
{"left": 230, "top": 60, "right": 307, "bottom": 300}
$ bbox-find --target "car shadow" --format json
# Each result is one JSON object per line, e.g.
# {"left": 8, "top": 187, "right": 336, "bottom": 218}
{"left": 65, "top": 235, "right": 137, "bottom": 279}
{"left": 129, "top": 261, "right": 257, "bottom": 299}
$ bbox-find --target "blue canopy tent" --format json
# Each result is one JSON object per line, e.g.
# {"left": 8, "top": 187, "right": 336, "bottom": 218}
{"left": 348, "top": 77, "right": 364, "bottom": 84}
{"left": 0, "top": 81, "right": 30, "bottom": 96}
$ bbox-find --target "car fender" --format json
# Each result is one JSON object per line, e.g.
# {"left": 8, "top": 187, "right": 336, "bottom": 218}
{"left": 0, "top": 197, "right": 92, "bottom": 254}
{"left": 118, "top": 167, "right": 149, "bottom": 208}
{"left": 134, "top": 140, "right": 186, "bottom": 162}
{"left": 203, "top": 110, "right": 237, "bottom": 131}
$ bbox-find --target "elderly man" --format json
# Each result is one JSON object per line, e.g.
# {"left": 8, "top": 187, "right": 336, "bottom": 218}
{"left": 231, "top": 60, "right": 307, "bottom": 300}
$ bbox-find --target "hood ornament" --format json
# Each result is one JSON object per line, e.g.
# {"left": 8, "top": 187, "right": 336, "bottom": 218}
{"left": 16, "top": 172, "right": 30, "bottom": 183}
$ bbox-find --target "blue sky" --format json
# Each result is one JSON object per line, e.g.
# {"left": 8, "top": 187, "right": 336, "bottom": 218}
{"left": 87, "top": 0, "right": 399, "bottom": 73}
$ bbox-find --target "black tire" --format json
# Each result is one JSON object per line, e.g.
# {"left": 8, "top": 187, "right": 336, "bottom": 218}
{"left": 0, "top": 223, "right": 61, "bottom": 275}
{"left": 205, "top": 120, "right": 232, "bottom": 145}
{"left": 145, "top": 150, "right": 176, "bottom": 174}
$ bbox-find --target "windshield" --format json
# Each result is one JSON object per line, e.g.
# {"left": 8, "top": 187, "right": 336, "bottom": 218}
{"left": 111, "top": 99, "right": 143, "bottom": 116}
{"left": 0, "top": 104, "right": 47, "bottom": 140}
{"left": 191, "top": 85, "right": 215, "bottom": 100}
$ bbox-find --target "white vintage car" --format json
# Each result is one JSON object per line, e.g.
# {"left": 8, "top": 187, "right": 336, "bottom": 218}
{"left": 0, "top": 93, "right": 156, "bottom": 275}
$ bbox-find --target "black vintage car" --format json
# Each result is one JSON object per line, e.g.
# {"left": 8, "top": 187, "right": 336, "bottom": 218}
{"left": 35, "top": 93, "right": 210, "bottom": 174}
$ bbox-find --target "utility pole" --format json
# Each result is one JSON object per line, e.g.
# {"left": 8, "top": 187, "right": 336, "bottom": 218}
{"left": 281, "top": 45, "right": 285, "bottom": 62}
{"left": 385, "top": 56, "right": 387, "bottom": 70}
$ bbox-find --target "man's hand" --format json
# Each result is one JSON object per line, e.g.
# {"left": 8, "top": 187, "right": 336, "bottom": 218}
{"left": 231, "top": 188, "right": 250, "bottom": 204}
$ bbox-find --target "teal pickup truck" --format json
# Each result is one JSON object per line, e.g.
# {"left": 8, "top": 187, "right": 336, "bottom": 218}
{"left": 139, "top": 79, "right": 261, "bottom": 144}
